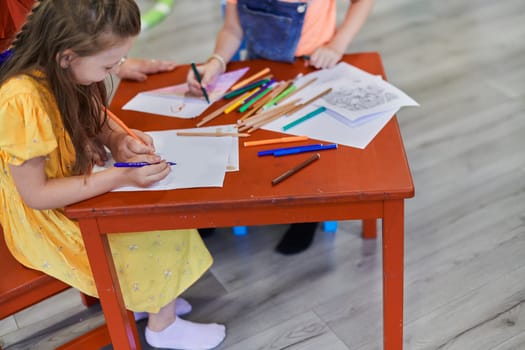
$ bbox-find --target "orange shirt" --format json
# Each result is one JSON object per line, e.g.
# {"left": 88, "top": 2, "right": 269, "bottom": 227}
{"left": 226, "top": 0, "right": 337, "bottom": 56}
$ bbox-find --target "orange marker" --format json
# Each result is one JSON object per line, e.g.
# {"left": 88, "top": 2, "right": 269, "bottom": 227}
{"left": 244, "top": 136, "right": 309, "bottom": 147}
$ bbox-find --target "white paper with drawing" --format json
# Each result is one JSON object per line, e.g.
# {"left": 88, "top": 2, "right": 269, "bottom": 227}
{"left": 293, "top": 63, "right": 418, "bottom": 122}
{"left": 122, "top": 67, "right": 249, "bottom": 118}
{"left": 261, "top": 62, "right": 418, "bottom": 149}
{"left": 95, "top": 125, "right": 240, "bottom": 191}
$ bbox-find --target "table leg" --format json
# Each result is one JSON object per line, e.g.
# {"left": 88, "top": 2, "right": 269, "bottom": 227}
{"left": 79, "top": 219, "right": 141, "bottom": 350}
{"left": 362, "top": 219, "right": 377, "bottom": 239}
{"left": 382, "top": 200, "right": 405, "bottom": 350}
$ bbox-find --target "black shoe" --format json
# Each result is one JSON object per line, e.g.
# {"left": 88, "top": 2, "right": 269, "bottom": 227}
{"left": 198, "top": 228, "right": 216, "bottom": 238}
{"left": 275, "top": 222, "right": 318, "bottom": 255}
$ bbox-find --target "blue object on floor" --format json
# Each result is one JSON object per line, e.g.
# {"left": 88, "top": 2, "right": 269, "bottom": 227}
{"left": 232, "top": 226, "right": 248, "bottom": 236}
{"left": 233, "top": 222, "right": 339, "bottom": 235}
{"left": 323, "top": 221, "right": 338, "bottom": 233}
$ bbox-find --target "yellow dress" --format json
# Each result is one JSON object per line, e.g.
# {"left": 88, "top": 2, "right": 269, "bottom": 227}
{"left": 0, "top": 74, "right": 213, "bottom": 313}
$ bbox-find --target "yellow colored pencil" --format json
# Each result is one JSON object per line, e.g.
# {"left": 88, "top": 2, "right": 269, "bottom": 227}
{"left": 224, "top": 88, "right": 259, "bottom": 114}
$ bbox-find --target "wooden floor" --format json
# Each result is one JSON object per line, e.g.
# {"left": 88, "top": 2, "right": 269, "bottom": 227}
{"left": 2, "top": 0, "right": 525, "bottom": 349}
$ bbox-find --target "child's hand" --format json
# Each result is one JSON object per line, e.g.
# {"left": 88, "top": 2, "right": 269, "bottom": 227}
{"left": 119, "top": 160, "right": 172, "bottom": 188}
{"left": 309, "top": 46, "right": 343, "bottom": 69}
{"left": 111, "top": 130, "right": 156, "bottom": 162}
{"left": 117, "top": 57, "right": 178, "bottom": 82}
{"left": 186, "top": 61, "right": 222, "bottom": 96}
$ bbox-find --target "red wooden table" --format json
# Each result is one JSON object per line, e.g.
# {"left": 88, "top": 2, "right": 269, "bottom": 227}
{"left": 64, "top": 52, "right": 414, "bottom": 350}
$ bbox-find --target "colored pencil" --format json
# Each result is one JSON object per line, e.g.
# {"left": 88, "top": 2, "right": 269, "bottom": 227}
{"left": 230, "top": 67, "right": 271, "bottom": 91}
{"left": 276, "top": 77, "right": 318, "bottom": 105}
{"left": 237, "top": 99, "right": 300, "bottom": 131}
{"left": 105, "top": 109, "right": 147, "bottom": 146}
{"left": 197, "top": 89, "right": 256, "bottom": 127}
{"left": 222, "top": 79, "right": 269, "bottom": 99}
{"left": 246, "top": 100, "right": 301, "bottom": 133}
{"left": 238, "top": 82, "right": 275, "bottom": 113}
{"left": 264, "top": 83, "right": 296, "bottom": 108}
{"left": 237, "top": 81, "right": 288, "bottom": 121}
{"left": 271, "top": 153, "right": 320, "bottom": 186}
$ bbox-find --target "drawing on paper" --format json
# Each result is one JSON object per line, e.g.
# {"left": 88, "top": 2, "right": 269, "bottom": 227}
{"left": 324, "top": 84, "right": 399, "bottom": 111}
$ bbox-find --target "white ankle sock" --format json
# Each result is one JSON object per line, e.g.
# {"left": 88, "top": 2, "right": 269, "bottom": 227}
{"left": 145, "top": 316, "right": 226, "bottom": 350}
{"left": 134, "top": 297, "right": 192, "bottom": 321}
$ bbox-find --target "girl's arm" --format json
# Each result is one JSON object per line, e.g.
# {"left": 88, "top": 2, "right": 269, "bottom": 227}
{"left": 117, "top": 57, "right": 178, "bottom": 82}
{"left": 9, "top": 156, "right": 171, "bottom": 210}
{"left": 309, "top": 0, "right": 374, "bottom": 69}
{"left": 187, "top": 2, "right": 243, "bottom": 96}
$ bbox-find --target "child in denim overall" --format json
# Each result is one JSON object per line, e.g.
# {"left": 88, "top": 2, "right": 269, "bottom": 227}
{"left": 189, "top": 0, "right": 373, "bottom": 254}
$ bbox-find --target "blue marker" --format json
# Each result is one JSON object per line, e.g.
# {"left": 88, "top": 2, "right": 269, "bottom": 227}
{"left": 258, "top": 144, "right": 323, "bottom": 157}
{"left": 273, "top": 143, "right": 337, "bottom": 157}
{"left": 114, "top": 161, "right": 176, "bottom": 168}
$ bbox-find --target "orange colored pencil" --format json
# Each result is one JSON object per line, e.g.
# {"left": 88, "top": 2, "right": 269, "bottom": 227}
{"left": 230, "top": 67, "right": 271, "bottom": 91}
{"left": 105, "top": 109, "right": 146, "bottom": 145}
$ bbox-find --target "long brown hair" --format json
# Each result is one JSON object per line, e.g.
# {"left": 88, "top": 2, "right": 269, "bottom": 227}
{"left": 0, "top": 0, "right": 141, "bottom": 174}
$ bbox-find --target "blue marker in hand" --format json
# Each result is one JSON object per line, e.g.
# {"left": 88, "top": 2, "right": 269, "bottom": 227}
{"left": 114, "top": 161, "right": 176, "bottom": 168}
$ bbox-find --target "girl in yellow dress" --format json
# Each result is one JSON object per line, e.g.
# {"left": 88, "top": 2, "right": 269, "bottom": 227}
{"left": 0, "top": 1, "right": 225, "bottom": 349}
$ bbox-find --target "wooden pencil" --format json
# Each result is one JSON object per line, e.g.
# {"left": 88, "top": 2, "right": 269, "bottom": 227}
{"left": 237, "top": 99, "right": 299, "bottom": 131}
{"left": 271, "top": 153, "right": 321, "bottom": 186}
{"left": 276, "top": 77, "right": 318, "bottom": 105}
{"left": 237, "top": 82, "right": 287, "bottom": 122}
{"left": 106, "top": 109, "right": 147, "bottom": 145}
{"left": 284, "top": 87, "right": 333, "bottom": 117}
{"left": 197, "top": 89, "right": 255, "bottom": 127}
{"left": 246, "top": 101, "right": 300, "bottom": 133}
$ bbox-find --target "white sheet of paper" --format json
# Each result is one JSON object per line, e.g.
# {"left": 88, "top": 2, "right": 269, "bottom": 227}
{"left": 122, "top": 68, "right": 249, "bottom": 118}
{"left": 262, "top": 103, "right": 399, "bottom": 149}
{"left": 95, "top": 125, "right": 240, "bottom": 191}
{"left": 289, "top": 63, "right": 418, "bottom": 121}
{"left": 259, "top": 62, "right": 416, "bottom": 149}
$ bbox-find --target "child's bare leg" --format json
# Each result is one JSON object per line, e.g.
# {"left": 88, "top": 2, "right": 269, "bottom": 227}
{"left": 134, "top": 297, "right": 191, "bottom": 321}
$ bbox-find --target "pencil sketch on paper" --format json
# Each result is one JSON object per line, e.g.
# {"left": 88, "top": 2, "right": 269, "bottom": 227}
{"left": 323, "top": 84, "right": 399, "bottom": 112}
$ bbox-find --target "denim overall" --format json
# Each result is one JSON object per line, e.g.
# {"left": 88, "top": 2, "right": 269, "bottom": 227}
{"left": 237, "top": 0, "right": 308, "bottom": 63}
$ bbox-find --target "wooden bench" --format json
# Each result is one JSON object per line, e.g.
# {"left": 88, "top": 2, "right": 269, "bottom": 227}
{"left": 0, "top": 225, "right": 98, "bottom": 350}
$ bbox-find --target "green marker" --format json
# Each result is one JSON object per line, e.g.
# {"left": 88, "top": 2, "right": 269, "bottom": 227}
{"left": 282, "top": 106, "right": 327, "bottom": 131}
{"left": 263, "top": 84, "right": 297, "bottom": 109}
{"left": 223, "top": 79, "right": 269, "bottom": 99}
{"left": 238, "top": 84, "right": 274, "bottom": 113}
{"left": 141, "top": 0, "right": 175, "bottom": 30}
